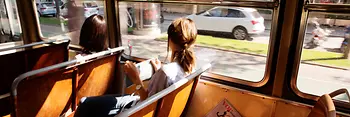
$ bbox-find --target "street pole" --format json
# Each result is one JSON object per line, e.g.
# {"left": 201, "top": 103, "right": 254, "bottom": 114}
{"left": 55, "top": 0, "right": 60, "bottom": 19}
{"left": 192, "top": 5, "right": 197, "bottom": 14}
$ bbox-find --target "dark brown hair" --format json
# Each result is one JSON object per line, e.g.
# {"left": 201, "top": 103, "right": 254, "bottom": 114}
{"left": 167, "top": 18, "right": 197, "bottom": 73}
{"left": 79, "top": 14, "right": 108, "bottom": 53}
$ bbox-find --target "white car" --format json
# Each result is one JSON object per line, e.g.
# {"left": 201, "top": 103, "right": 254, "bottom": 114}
{"left": 36, "top": 2, "right": 57, "bottom": 17}
{"left": 60, "top": 1, "right": 99, "bottom": 19}
{"left": 187, "top": 7, "right": 265, "bottom": 40}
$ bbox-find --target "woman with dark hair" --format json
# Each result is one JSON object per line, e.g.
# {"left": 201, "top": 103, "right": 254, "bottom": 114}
{"left": 74, "top": 18, "right": 197, "bottom": 117}
{"left": 79, "top": 14, "right": 108, "bottom": 54}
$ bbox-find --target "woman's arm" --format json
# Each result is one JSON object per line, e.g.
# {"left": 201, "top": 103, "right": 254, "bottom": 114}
{"left": 124, "top": 59, "right": 162, "bottom": 100}
{"left": 124, "top": 61, "right": 149, "bottom": 100}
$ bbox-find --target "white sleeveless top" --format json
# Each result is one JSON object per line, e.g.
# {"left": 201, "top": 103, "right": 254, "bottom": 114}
{"left": 147, "top": 62, "right": 186, "bottom": 97}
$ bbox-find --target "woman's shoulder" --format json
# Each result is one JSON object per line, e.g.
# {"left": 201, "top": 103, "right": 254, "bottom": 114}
{"left": 160, "top": 62, "right": 184, "bottom": 79}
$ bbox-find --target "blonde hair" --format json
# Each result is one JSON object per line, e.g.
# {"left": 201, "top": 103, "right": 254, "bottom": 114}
{"left": 167, "top": 18, "right": 197, "bottom": 73}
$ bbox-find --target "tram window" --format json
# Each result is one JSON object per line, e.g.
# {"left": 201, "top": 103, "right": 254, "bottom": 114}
{"left": 297, "top": 12, "right": 350, "bottom": 102}
{"left": 119, "top": 2, "right": 273, "bottom": 82}
{"left": 36, "top": 0, "right": 105, "bottom": 45}
{"left": 0, "top": 0, "right": 21, "bottom": 42}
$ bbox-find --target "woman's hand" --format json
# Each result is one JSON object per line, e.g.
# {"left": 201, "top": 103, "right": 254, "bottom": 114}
{"left": 150, "top": 58, "right": 161, "bottom": 72}
{"left": 124, "top": 61, "right": 142, "bottom": 85}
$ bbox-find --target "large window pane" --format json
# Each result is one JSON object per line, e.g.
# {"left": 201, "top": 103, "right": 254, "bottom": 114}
{"left": 118, "top": 2, "right": 273, "bottom": 82}
{"left": 297, "top": 12, "right": 350, "bottom": 102}
{"left": 37, "top": 0, "right": 105, "bottom": 45}
{"left": 0, "top": 0, "right": 21, "bottom": 43}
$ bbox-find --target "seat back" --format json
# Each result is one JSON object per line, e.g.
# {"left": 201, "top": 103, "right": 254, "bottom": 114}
{"left": 156, "top": 77, "right": 197, "bottom": 117}
{"left": 130, "top": 101, "right": 158, "bottom": 117}
{"left": 75, "top": 55, "right": 117, "bottom": 105}
{"left": 0, "top": 41, "right": 69, "bottom": 95}
{"left": 116, "top": 63, "right": 211, "bottom": 117}
{"left": 11, "top": 47, "right": 125, "bottom": 117}
{"left": 14, "top": 69, "right": 75, "bottom": 117}
{"left": 308, "top": 94, "right": 336, "bottom": 117}
{"left": 308, "top": 88, "right": 350, "bottom": 117}
{"left": 0, "top": 40, "right": 69, "bottom": 116}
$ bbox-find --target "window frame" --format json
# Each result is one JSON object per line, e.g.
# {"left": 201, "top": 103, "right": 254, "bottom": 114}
{"left": 290, "top": 1, "right": 350, "bottom": 112}
{"left": 115, "top": 0, "right": 281, "bottom": 88}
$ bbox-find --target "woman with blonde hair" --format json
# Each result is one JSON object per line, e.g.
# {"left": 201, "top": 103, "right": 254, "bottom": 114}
{"left": 74, "top": 18, "right": 198, "bottom": 117}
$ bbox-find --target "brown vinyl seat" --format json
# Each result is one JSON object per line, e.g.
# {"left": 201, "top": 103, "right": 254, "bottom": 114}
{"left": 14, "top": 69, "right": 75, "bottom": 117}
{"left": 74, "top": 54, "right": 118, "bottom": 107}
{"left": 117, "top": 63, "right": 212, "bottom": 117}
{"left": 10, "top": 47, "right": 125, "bottom": 117}
{"left": 0, "top": 40, "right": 69, "bottom": 116}
{"left": 308, "top": 88, "right": 350, "bottom": 117}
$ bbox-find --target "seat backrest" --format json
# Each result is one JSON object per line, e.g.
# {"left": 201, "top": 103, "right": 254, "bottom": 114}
{"left": 116, "top": 63, "right": 211, "bottom": 117}
{"left": 15, "top": 69, "right": 75, "bottom": 117}
{"left": 0, "top": 41, "right": 69, "bottom": 116}
{"left": 308, "top": 94, "right": 336, "bottom": 117}
{"left": 156, "top": 77, "right": 197, "bottom": 117}
{"left": 0, "top": 41, "right": 69, "bottom": 95}
{"left": 75, "top": 55, "right": 117, "bottom": 105}
{"left": 11, "top": 47, "right": 125, "bottom": 117}
{"left": 130, "top": 101, "right": 158, "bottom": 117}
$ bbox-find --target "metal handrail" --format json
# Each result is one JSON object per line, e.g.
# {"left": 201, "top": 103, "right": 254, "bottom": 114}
{"left": 11, "top": 46, "right": 126, "bottom": 96}
{"left": 116, "top": 63, "right": 212, "bottom": 117}
{"left": 0, "top": 38, "right": 70, "bottom": 52}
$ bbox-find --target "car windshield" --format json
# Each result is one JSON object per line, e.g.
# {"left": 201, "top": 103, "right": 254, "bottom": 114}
{"left": 251, "top": 11, "right": 262, "bottom": 18}
{"left": 42, "top": 3, "right": 54, "bottom": 7}
{"left": 84, "top": 2, "right": 98, "bottom": 8}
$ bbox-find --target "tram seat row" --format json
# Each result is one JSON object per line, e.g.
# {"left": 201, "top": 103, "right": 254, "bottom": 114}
{"left": 7, "top": 44, "right": 210, "bottom": 117}
{"left": 65, "top": 62, "right": 211, "bottom": 117}
{"left": 117, "top": 63, "right": 212, "bottom": 117}
{"left": 0, "top": 39, "right": 70, "bottom": 116}
{"left": 9, "top": 46, "right": 125, "bottom": 117}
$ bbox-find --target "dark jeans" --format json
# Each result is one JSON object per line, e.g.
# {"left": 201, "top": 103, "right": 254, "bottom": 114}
{"left": 74, "top": 94, "right": 140, "bottom": 117}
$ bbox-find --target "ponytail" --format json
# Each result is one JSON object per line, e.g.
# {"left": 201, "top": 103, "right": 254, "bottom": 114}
{"left": 172, "top": 45, "right": 195, "bottom": 73}
{"left": 167, "top": 18, "right": 197, "bottom": 73}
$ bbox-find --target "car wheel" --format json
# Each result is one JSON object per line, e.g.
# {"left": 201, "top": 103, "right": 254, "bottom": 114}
{"left": 232, "top": 26, "right": 248, "bottom": 40}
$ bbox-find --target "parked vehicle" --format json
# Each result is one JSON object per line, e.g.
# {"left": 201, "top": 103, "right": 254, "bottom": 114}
{"left": 187, "top": 6, "right": 265, "bottom": 40}
{"left": 60, "top": 1, "right": 99, "bottom": 19}
{"left": 304, "top": 22, "right": 332, "bottom": 49}
{"left": 36, "top": 2, "right": 56, "bottom": 17}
